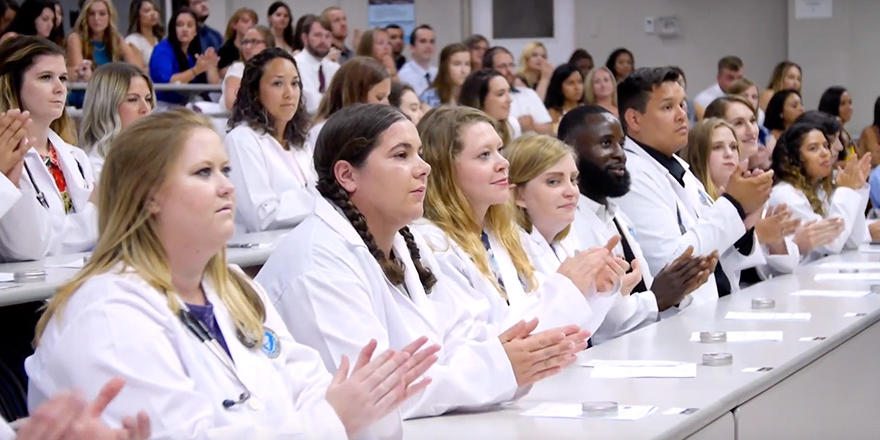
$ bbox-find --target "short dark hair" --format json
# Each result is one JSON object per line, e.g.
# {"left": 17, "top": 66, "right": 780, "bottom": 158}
{"left": 817, "top": 86, "right": 847, "bottom": 118}
{"left": 409, "top": 24, "right": 433, "bottom": 46}
{"left": 384, "top": 23, "right": 402, "bottom": 31}
{"left": 568, "top": 48, "right": 592, "bottom": 64}
{"left": 459, "top": 68, "right": 505, "bottom": 111}
{"left": 616, "top": 66, "right": 680, "bottom": 132}
{"left": 795, "top": 110, "right": 840, "bottom": 138}
{"left": 873, "top": 96, "right": 880, "bottom": 128}
{"left": 764, "top": 89, "right": 801, "bottom": 131}
{"left": 718, "top": 55, "right": 743, "bottom": 73}
{"left": 557, "top": 104, "right": 612, "bottom": 145}
{"left": 604, "top": 47, "right": 633, "bottom": 79}
{"left": 464, "top": 33, "right": 488, "bottom": 49}
{"left": 544, "top": 63, "right": 583, "bottom": 111}
{"left": 482, "top": 46, "right": 511, "bottom": 70}
{"left": 301, "top": 13, "right": 330, "bottom": 36}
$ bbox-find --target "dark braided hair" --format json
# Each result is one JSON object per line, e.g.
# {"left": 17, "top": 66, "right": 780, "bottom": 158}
{"left": 313, "top": 103, "right": 437, "bottom": 292}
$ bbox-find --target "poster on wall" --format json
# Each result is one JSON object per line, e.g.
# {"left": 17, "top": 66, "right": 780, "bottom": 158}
{"left": 368, "top": 0, "right": 416, "bottom": 37}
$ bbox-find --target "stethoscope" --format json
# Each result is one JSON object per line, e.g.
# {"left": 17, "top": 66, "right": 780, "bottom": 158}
{"left": 176, "top": 300, "right": 253, "bottom": 410}
{"left": 23, "top": 162, "right": 49, "bottom": 209}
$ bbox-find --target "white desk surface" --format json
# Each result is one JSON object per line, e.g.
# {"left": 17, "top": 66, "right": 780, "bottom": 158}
{"left": 0, "top": 229, "right": 289, "bottom": 307}
{"left": 403, "top": 251, "right": 880, "bottom": 439}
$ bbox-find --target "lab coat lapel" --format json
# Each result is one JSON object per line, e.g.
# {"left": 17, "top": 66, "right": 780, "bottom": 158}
{"left": 48, "top": 131, "right": 92, "bottom": 210}
{"left": 486, "top": 231, "right": 527, "bottom": 304}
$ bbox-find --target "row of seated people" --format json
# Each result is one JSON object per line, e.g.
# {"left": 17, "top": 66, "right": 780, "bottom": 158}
{"left": 0, "top": 31, "right": 877, "bottom": 438}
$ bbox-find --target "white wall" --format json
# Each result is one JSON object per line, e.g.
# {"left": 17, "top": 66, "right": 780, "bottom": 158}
{"left": 571, "top": 0, "right": 788, "bottom": 102}
{"left": 788, "top": 0, "right": 880, "bottom": 135}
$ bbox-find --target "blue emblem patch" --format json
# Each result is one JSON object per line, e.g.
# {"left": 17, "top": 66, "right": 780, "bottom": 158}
{"left": 262, "top": 327, "right": 281, "bottom": 358}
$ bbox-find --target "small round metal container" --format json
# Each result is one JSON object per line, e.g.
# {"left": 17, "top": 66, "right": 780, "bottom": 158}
{"left": 581, "top": 401, "right": 618, "bottom": 416}
{"left": 702, "top": 352, "right": 733, "bottom": 366}
{"left": 751, "top": 297, "right": 775, "bottom": 309}
{"left": 699, "top": 331, "right": 727, "bottom": 343}
{"left": 14, "top": 270, "right": 47, "bottom": 283}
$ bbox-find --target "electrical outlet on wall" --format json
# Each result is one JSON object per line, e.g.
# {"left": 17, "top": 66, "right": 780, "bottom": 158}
{"left": 644, "top": 16, "right": 655, "bottom": 34}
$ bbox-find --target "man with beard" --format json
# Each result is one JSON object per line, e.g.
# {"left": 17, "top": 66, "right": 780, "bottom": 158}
{"left": 613, "top": 67, "right": 773, "bottom": 305}
{"left": 385, "top": 24, "right": 406, "bottom": 70}
{"left": 321, "top": 6, "right": 353, "bottom": 64}
{"left": 294, "top": 14, "right": 340, "bottom": 114}
{"left": 558, "top": 106, "right": 713, "bottom": 339}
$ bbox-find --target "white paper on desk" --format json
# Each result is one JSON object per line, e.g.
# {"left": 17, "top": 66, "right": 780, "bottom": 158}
{"left": 581, "top": 359, "right": 685, "bottom": 368}
{"left": 818, "top": 262, "right": 880, "bottom": 270}
{"left": 858, "top": 244, "right": 880, "bottom": 254}
{"left": 725, "top": 312, "right": 811, "bottom": 321}
{"left": 45, "top": 258, "right": 85, "bottom": 269}
{"left": 792, "top": 289, "right": 870, "bottom": 298}
{"left": 590, "top": 363, "right": 696, "bottom": 378}
{"left": 814, "top": 272, "right": 880, "bottom": 281}
{"left": 607, "top": 405, "right": 657, "bottom": 420}
{"left": 520, "top": 402, "right": 582, "bottom": 418}
{"left": 689, "top": 331, "right": 783, "bottom": 342}
{"left": 0, "top": 272, "right": 12, "bottom": 282}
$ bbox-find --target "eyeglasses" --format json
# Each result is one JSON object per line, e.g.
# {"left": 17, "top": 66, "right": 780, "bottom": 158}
{"left": 241, "top": 39, "right": 266, "bottom": 46}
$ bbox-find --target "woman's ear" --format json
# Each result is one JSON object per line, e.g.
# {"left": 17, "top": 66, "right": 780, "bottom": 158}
{"left": 333, "top": 160, "right": 358, "bottom": 194}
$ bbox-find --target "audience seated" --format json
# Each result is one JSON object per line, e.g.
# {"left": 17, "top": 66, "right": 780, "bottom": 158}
{"left": 125, "top": 0, "right": 162, "bottom": 69}
{"left": 80, "top": 62, "right": 155, "bottom": 177}
{"left": 221, "top": 25, "right": 273, "bottom": 111}
{"left": 149, "top": 8, "right": 219, "bottom": 105}
{"left": 420, "top": 43, "right": 470, "bottom": 107}
{"left": 217, "top": 7, "right": 256, "bottom": 73}
{"left": 266, "top": 1, "right": 294, "bottom": 54}
{"left": 516, "top": 42, "right": 553, "bottom": 101}
{"left": 604, "top": 47, "right": 634, "bottom": 82}
{"left": 584, "top": 66, "right": 618, "bottom": 117}
{"left": 759, "top": 61, "right": 802, "bottom": 111}
{"left": 544, "top": 63, "right": 584, "bottom": 132}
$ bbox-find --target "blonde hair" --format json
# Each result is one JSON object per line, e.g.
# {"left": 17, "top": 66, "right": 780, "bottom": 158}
{"left": 80, "top": 62, "right": 155, "bottom": 160}
{"left": 516, "top": 41, "right": 546, "bottom": 84}
{"left": 684, "top": 118, "right": 739, "bottom": 200}
{"left": 584, "top": 66, "right": 618, "bottom": 106}
{"left": 0, "top": 36, "right": 76, "bottom": 144}
{"left": 224, "top": 8, "right": 258, "bottom": 41}
{"left": 73, "top": 0, "right": 126, "bottom": 63}
{"left": 418, "top": 105, "right": 536, "bottom": 295}
{"left": 506, "top": 133, "right": 575, "bottom": 242}
{"left": 35, "top": 109, "right": 266, "bottom": 346}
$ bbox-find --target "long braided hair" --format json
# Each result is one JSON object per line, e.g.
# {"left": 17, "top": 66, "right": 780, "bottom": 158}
{"left": 313, "top": 103, "right": 437, "bottom": 292}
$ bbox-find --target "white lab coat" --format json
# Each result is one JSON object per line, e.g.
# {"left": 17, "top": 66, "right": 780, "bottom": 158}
{"left": 256, "top": 197, "right": 519, "bottom": 422}
{"left": 304, "top": 120, "right": 326, "bottom": 154}
{"left": 570, "top": 194, "right": 662, "bottom": 339}
{"left": 0, "top": 130, "right": 97, "bottom": 261}
{"left": 613, "top": 137, "right": 746, "bottom": 307}
{"left": 225, "top": 124, "right": 317, "bottom": 233}
{"left": 0, "top": 175, "right": 20, "bottom": 218}
{"left": 412, "top": 219, "right": 615, "bottom": 334}
{"left": 0, "top": 419, "right": 11, "bottom": 440}
{"left": 768, "top": 181, "right": 868, "bottom": 261}
{"left": 26, "top": 264, "right": 347, "bottom": 440}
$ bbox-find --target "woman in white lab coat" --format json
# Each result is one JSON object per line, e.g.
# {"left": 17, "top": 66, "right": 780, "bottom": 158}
{"left": 412, "top": 105, "right": 626, "bottom": 334}
{"left": 505, "top": 132, "right": 670, "bottom": 344}
{"left": 768, "top": 121, "right": 874, "bottom": 261}
{"left": 305, "top": 56, "right": 392, "bottom": 151}
{"left": 256, "top": 103, "right": 589, "bottom": 422}
{"left": 27, "top": 109, "right": 437, "bottom": 439}
{"left": 80, "top": 62, "right": 155, "bottom": 178}
{"left": 0, "top": 36, "right": 97, "bottom": 261}
{"left": 225, "top": 48, "right": 318, "bottom": 232}
{"left": 683, "top": 118, "right": 800, "bottom": 283}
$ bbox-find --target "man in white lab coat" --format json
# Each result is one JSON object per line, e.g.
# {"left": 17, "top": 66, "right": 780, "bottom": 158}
{"left": 558, "top": 105, "right": 714, "bottom": 339}
{"left": 613, "top": 67, "right": 773, "bottom": 307}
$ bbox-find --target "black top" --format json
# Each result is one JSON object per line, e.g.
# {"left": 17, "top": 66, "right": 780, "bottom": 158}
{"left": 218, "top": 38, "right": 240, "bottom": 70}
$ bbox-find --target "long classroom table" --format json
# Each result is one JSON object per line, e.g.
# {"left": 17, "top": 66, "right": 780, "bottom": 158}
{"left": 403, "top": 250, "right": 880, "bottom": 439}
{"left": 0, "top": 229, "right": 289, "bottom": 307}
